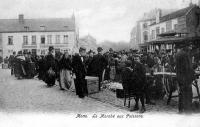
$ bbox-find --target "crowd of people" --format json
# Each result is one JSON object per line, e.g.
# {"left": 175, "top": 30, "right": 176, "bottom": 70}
{"left": 4, "top": 44, "right": 200, "bottom": 113}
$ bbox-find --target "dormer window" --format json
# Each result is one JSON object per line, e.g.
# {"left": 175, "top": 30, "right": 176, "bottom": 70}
{"left": 24, "top": 26, "right": 29, "bottom": 31}
{"left": 40, "top": 26, "right": 46, "bottom": 31}
{"left": 143, "top": 23, "right": 148, "bottom": 29}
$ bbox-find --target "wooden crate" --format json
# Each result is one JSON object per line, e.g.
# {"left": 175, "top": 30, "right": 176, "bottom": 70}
{"left": 86, "top": 76, "right": 99, "bottom": 94}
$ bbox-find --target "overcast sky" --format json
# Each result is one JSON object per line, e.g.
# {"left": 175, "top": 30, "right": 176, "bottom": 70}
{"left": 0, "top": 0, "right": 199, "bottom": 43}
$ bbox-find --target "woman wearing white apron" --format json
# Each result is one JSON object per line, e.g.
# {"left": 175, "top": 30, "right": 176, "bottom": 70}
{"left": 58, "top": 50, "right": 72, "bottom": 90}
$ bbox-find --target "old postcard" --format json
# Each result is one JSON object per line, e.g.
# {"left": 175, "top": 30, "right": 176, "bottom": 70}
{"left": 0, "top": 0, "right": 200, "bottom": 127}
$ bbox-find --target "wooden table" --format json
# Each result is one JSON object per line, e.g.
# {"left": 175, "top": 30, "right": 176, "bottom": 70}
{"left": 146, "top": 72, "right": 177, "bottom": 104}
{"left": 146, "top": 72, "right": 200, "bottom": 104}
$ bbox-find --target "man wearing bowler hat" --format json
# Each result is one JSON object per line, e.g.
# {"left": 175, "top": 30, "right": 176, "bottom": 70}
{"left": 72, "top": 47, "right": 88, "bottom": 98}
{"left": 90, "top": 47, "right": 108, "bottom": 90}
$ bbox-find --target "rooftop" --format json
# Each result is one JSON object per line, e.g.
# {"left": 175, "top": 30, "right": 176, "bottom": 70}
{"left": 160, "top": 4, "right": 197, "bottom": 23}
{"left": 139, "top": 8, "right": 177, "bottom": 22}
{"left": 0, "top": 15, "right": 75, "bottom": 33}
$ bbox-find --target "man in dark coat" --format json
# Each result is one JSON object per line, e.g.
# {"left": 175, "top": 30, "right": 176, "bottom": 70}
{"left": 131, "top": 57, "right": 146, "bottom": 113}
{"left": 9, "top": 52, "right": 16, "bottom": 75}
{"left": 38, "top": 55, "right": 45, "bottom": 80}
{"left": 86, "top": 50, "right": 94, "bottom": 76}
{"left": 175, "top": 46, "right": 195, "bottom": 113}
{"left": 44, "top": 46, "right": 57, "bottom": 87}
{"left": 90, "top": 47, "right": 108, "bottom": 90}
{"left": 72, "top": 47, "right": 88, "bottom": 98}
{"left": 15, "top": 51, "right": 26, "bottom": 79}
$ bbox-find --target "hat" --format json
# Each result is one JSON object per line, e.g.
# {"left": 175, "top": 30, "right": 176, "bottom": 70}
{"left": 88, "top": 49, "right": 94, "bottom": 54}
{"left": 79, "top": 47, "right": 86, "bottom": 52}
{"left": 97, "top": 47, "right": 103, "bottom": 52}
{"left": 109, "top": 48, "right": 113, "bottom": 52}
{"left": 49, "top": 46, "right": 54, "bottom": 51}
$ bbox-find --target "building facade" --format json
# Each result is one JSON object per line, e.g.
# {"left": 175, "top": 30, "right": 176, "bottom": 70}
{"left": 0, "top": 14, "right": 78, "bottom": 58}
{"left": 147, "top": 4, "right": 200, "bottom": 53}
{"left": 130, "top": 8, "right": 176, "bottom": 52}
{"left": 130, "top": 3, "right": 200, "bottom": 53}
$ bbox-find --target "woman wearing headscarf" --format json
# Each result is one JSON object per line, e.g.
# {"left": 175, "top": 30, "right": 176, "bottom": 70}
{"left": 58, "top": 50, "right": 72, "bottom": 90}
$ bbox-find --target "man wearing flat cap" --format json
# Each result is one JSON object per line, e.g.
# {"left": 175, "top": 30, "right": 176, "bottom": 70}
{"left": 90, "top": 47, "right": 108, "bottom": 90}
{"left": 72, "top": 47, "right": 88, "bottom": 98}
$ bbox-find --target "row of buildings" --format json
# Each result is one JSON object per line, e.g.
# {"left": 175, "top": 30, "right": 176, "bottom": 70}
{"left": 0, "top": 14, "right": 79, "bottom": 58}
{"left": 130, "top": 2, "right": 200, "bottom": 53}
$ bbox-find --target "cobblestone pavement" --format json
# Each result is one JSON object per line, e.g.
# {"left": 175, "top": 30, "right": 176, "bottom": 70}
{"left": 0, "top": 69, "right": 127, "bottom": 113}
{"left": 1, "top": 68, "right": 200, "bottom": 115}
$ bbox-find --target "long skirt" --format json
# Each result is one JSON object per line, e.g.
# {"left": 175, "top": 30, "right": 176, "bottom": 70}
{"left": 15, "top": 61, "right": 26, "bottom": 78}
{"left": 110, "top": 66, "right": 116, "bottom": 81}
{"left": 59, "top": 69, "right": 72, "bottom": 90}
{"left": 178, "top": 84, "right": 193, "bottom": 113}
{"left": 45, "top": 69, "right": 56, "bottom": 86}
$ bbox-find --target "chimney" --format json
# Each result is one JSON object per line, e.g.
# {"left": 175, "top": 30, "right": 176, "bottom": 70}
{"left": 156, "top": 9, "right": 161, "bottom": 24}
{"left": 19, "top": 14, "right": 24, "bottom": 24}
{"left": 198, "top": 0, "right": 200, "bottom": 7}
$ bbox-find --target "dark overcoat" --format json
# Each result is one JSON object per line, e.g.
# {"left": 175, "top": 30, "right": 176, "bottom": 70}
{"left": 72, "top": 54, "right": 88, "bottom": 96}
{"left": 175, "top": 50, "right": 195, "bottom": 86}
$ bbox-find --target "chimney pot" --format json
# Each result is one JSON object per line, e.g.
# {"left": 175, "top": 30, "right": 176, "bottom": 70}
{"left": 156, "top": 9, "right": 161, "bottom": 24}
{"left": 19, "top": 14, "right": 24, "bottom": 24}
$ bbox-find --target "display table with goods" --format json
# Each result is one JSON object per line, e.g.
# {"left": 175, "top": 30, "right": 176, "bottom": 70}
{"left": 87, "top": 66, "right": 200, "bottom": 112}
{"left": 146, "top": 66, "right": 200, "bottom": 105}
{"left": 90, "top": 80, "right": 178, "bottom": 113}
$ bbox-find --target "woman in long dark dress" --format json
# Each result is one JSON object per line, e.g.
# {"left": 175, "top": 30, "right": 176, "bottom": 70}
{"left": 44, "top": 46, "right": 57, "bottom": 87}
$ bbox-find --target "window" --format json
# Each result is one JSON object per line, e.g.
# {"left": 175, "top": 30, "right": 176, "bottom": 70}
{"left": 63, "top": 35, "right": 68, "bottom": 44}
{"left": 161, "top": 28, "right": 165, "bottom": 33}
{"left": 23, "top": 36, "right": 28, "bottom": 45}
{"left": 8, "top": 50, "right": 13, "bottom": 53}
{"left": 143, "top": 31, "right": 148, "bottom": 41}
{"left": 31, "top": 49, "right": 37, "bottom": 55}
{"left": 55, "top": 48, "right": 60, "bottom": 53}
{"left": 56, "top": 35, "right": 60, "bottom": 43}
{"left": 41, "top": 35, "right": 45, "bottom": 44}
{"left": 24, "top": 26, "right": 29, "bottom": 31}
{"left": 47, "top": 35, "right": 52, "bottom": 44}
{"left": 174, "top": 24, "right": 178, "bottom": 31}
{"left": 143, "top": 23, "right": 148, "bottom": 29}
{"left": 8, "top": 36, "right": 13, "bottom": 45}
{"left": 151, "top": 30, "right": 155, "bottom": 39}
{"left": 40, "top": 26, "right": 46, "bottom": 31}
{"left": 32, "top": 35, "right": 36, "bottom": 45}
{"left": 166, "top": 20, "right": 172, "bottom": 32}
{"left": 156, "top": 27, "right": 160, "bottom": 35}
{"left": 41, "top": 50, "right": 45, "bottom": 55}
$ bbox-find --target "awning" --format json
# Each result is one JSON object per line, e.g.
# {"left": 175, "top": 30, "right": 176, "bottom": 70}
{"left": 158, "top": 31, "right": 188, "bottom": 37}
{"left": 146, "top": 36, "right": 200, "bottom": 45}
